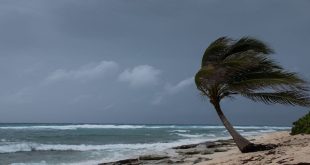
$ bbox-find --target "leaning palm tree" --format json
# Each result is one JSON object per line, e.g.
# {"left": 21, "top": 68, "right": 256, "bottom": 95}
{"left": 195, "top": 36, "right": 310, "bottom": 153}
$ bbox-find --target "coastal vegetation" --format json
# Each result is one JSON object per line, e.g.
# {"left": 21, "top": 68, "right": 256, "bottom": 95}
{"left": 291, "top": 111, "right": 310, "bottom": 135}
{"left": 195, "top": 36, "right": 310, "bottom": 153}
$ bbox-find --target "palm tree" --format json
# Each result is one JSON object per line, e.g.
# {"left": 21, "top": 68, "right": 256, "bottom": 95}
{"left": 195, "top": 36, "right": 310, "bottom": 153}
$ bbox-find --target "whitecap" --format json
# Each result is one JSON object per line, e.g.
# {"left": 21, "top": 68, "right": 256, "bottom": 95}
{"left": 0, "top": 124, "right": 146, "bottom": 130}
{"left": 0, "top": 124, "right": 291, "bottom": 130}
{"left": 259, "top": 129, "right": 276, "bottom": 133}
{"left": 206, "top": 134, "right": 216, "bottom": 137}
{"left": 175, "top": 133, "right": 205, "bottom": 138}
{"left": 0, "top": 136, "right": 224, "bottom": 154}
{"left": 169, "top": 130, "right": 189, "bottom": 133}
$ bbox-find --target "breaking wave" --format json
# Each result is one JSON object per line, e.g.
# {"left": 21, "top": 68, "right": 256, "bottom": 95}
{"left": 0, "top": 124, "right": 291, "bottom": 130}
{"left": 0, "top": 137, "right": 222, "bottom": 154}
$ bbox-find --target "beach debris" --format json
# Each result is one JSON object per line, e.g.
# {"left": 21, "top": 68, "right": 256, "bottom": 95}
{"left": 214, "top": 147, "right": 229, "bottom": 152}
{"left": 138, "top": 154, "right": 169, "bottom": 160}
{"left": 98, "top": 158, "right": 140, "bottom": 165}
{"left": 172, "top": 143, "right": 201, "bottom": 149}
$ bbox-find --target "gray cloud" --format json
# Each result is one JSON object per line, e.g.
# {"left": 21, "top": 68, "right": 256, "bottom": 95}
{"left": 45, "top": 60, "right": 119, "bottom": 83}
{"left": 165, "top": 77, "right": 194, "bottom": 94}
{"left": 118, "top": 65, "right": 161, "bottom": 88}
{"left": 0, "top": 0, "right": 309, "bottom": 125}
{"left": 152, "top": 77, "right": 194, "bottom": 105}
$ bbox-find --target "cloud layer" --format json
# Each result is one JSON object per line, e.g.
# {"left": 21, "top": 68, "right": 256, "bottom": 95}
{"left": 165, "top": 77, "right": 194, "bottom": 94}
{"left": 0, "top": 0, "right": 309, "bottom": 125}
{"left": 118, "top": 65, "right": 161, "bottom": 88}
{"left": 45, "top": 61, "right": 119, "bottom": 83}
{"left": 152, "top": 77, "right": 194, "bottom": 105}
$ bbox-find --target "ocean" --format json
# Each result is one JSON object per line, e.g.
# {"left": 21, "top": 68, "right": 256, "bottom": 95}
{"left": 0, "top": 124, "right": 290, "bottom": 165}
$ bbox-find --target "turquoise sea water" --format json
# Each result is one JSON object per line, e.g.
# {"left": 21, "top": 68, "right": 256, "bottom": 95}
{"left": 0, "top": 124, "right": 290, "bottom": 165}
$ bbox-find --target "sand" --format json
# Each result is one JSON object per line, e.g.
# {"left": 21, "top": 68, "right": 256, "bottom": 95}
{"left": 197, "top": 131, "right": 310, "bottom": 165}
{"left": 100, "top": 131, "right": 310, "bottom": 165}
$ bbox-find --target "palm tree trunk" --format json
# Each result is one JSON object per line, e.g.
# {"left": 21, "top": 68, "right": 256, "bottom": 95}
{"left": 212, "top": 101, "right": 254, "bottom": 153}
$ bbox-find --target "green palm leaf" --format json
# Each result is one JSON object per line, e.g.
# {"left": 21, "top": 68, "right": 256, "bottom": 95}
{"left": 225, "top": 37, "right": 274, "bottom": 56}
{"left": 227, "top": 71, "right": 308, "bottom": 92}
{"left": 201, "top": 37, "right": 231, "bottom": 67}
{"left": 196, "top": 36, "right": 310, "bottom": 107}
{"left": 241, "top": 91, "right": 310, "bottom": 107}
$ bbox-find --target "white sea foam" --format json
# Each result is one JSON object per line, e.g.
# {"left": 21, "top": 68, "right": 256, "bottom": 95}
{"left": 10, "top": 159, "right": 117, "bottom": 165}
{"left": 0, "top": 124, "right": 291, "bottom": 130}
{"left": 259, "top": 129, "right": 276, "bottom": 133}
{"left": 175, "top": 133, "right": 217, "bottom": 138}
{"left": 206, "top": 134, "right": 216, "bottom": 137}
{"left": 11, "top": 161, "right": 48, "bottom": 165}
{"left": 11, "top": 159, "right": 128, "bottom": 165}
{"left": 6, "top": 135, "right": 229, "bottom": 165}
{"left": 6, "top": 136, "right": 227, "bottom": 165}
{"left": 175, "top": 133, "right": 205, "bottom": 138}
{"left": 0, "top": 136, "right": 223, "bottom": 154}
{"left": 11, "top": 159, "right": 123, "bottom": 165}
{"left": 169, "top": 129, "right": 189, "bottom": 133}
{"left": 0, "top": 124, "right": 146, "bottom": 130}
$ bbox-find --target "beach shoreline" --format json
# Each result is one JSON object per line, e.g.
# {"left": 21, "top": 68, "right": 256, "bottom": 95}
{"left": 0, "top": 124, "right": 292, "bottom": 164}
{"left": 100, "top": 131, "right": 310, "bottom": 165}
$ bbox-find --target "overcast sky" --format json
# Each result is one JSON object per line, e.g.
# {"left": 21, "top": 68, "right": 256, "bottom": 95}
{"left": 0, "top": 0, "right": 309, "bottom": 125}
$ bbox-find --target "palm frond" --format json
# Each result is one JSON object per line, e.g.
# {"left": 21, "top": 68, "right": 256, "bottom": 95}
{"left": 195, "top": 68, "right": 214, "bottom": 96}
{"left": 241, "top": 91, "right": 310, "bottom": 107}
{"left": 195, "top": 67, "right": 213, "bottom": 88}
{"left": 223, "top": 51, "right": 282, "bottom": 70}
{"left": 201, "top": 37, "right": 232, "bottom": 67}
{"left": 195, "top": 36, "right": 310, "bottom": 107}
{"left": 225, "top": 37, "right": 274, "bottom": 57}
{"left": 228, "top": 71, "right": 308, "bottom": 92}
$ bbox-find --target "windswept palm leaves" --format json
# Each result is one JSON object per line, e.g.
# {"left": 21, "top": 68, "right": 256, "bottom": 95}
{"left": 195, "top": 37, "right": 310, "bottom": 152}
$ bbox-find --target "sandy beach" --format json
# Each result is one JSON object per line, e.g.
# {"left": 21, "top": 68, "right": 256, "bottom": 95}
{"left": 101, "top": 131, "right": 310, "bottom": 165}
{"left": 198, "top": 131, "right": 310, "bottom": 165}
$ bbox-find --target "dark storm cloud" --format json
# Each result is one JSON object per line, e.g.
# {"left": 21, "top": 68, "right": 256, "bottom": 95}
{"left": 0, "top": 0, "right": 309, "bottom": 125}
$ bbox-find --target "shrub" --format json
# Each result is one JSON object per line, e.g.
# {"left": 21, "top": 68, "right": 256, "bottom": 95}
{"left": 291, "top": 111, "right": 310, "bottom": 135}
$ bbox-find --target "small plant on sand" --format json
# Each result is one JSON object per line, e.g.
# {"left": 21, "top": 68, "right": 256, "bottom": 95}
{"left": 195, "top": 37, "right": 310, "bottom": 153}
{"left": 291, "top": 111, "right": 310, "bottom": 135}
